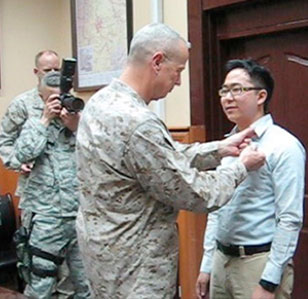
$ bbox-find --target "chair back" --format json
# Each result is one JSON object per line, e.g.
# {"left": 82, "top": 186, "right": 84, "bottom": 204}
{"left": 0, "top": 193, "right": 16, "bottom": 250}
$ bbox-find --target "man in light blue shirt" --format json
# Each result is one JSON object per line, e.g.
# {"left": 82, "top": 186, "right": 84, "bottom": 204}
{"left": 196, "top": 59, "right": 305, "bottom": 299}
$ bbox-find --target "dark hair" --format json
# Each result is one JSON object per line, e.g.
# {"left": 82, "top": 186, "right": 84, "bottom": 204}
{"left": 225, "top": 59, "right": 274, "bottom": 113}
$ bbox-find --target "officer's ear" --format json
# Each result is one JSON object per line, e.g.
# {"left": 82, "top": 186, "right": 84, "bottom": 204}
{"left": 152, "top": 52, "right": 164, "bottom": 74}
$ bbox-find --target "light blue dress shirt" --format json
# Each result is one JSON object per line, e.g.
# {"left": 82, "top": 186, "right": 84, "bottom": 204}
{"left": 200, "top": 114, "right": 306, "bottom": 284}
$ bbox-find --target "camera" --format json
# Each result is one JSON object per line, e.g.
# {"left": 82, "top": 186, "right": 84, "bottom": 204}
{"left": 60, "top": 58, "right": 84, "bottom": 113}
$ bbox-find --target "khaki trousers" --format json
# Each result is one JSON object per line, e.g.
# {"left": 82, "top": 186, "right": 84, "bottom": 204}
{"left": 210, "top": 249, "right": 293, "bottom": 299}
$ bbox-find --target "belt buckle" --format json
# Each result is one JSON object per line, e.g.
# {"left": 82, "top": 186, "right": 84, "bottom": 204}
{"left": 239, "top": 245, "right": 246, "bottom": 257}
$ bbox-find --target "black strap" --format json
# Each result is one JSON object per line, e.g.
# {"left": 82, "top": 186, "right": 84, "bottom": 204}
{"left": 30, "top": 246, "right": 64, "bottom": 265}
{"left": 32, "top": 265, "right": 58, "bottom": 278}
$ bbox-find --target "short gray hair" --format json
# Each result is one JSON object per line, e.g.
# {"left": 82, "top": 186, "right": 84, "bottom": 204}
{"left": 128, "top": 23, "right": 189, "bottom": 64}
{"left": 40, "top": 71, "right": 60, "bottom": 88}
{"left": 35, "top": 50, "right": 59, "bottom": 67}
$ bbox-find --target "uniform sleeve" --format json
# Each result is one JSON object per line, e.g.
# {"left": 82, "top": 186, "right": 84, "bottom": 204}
{"left": 261, "top": 139, "right": 305, "bottom": 284}
{"left": 175, "top": 140, "right": 222, "bottom": 171}
{"left": 0, "top": 98, "right": 28, "bottom": 169}
{"left": 14, "top": 118, "right": 49, "bottom": 163}
{"left": 124, "top": 120, "right": 247, "bottom": 213}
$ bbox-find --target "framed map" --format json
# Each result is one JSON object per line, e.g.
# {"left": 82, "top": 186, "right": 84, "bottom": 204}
{"left": 71, "top": 0, "right": 133, "bottom": 91}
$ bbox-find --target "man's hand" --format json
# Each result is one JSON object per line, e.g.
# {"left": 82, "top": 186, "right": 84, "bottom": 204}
{"left": 218, "top": 127, "right": 256, "bottom": 158}
{"left": 239, "top": 145, "right": 265, "bottom": 171}
{"left": 60, "top": 108, "right": 80, "bottom": 132}
{"left": 20, "top": 163, "right": 34, "bottom": 174}
{"left": 252, "top": 285, "right": 275, "bottom": 299}
{"left": 196, "top": 272, "right": 210, "bottom": 299}
{"left": 40, "top": 94, "right": 62, "bottom": 127}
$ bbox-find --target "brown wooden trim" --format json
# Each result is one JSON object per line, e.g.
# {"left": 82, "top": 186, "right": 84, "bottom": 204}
{"left": 218, "top": 20, "right": 308, "bottom": 40}
{"left": 202, "top": 0, "right": 249, "bottom": 10}
{"left": 216, "top": 0, "right": 308, "bottom": 40}
{"left": 188, "top": 0, "right": 206, "bottom": 126}
{"left": 170, "top": 125, "right": 207, "bottom": 299}
{"left": 189, "top": 125, "right": 206, "bottom": 143}
{"left": 177, "top": 211, "right": 206, "bottom": 299}
{"left": 168, "top": 126, "right": 190, "bottom": 132}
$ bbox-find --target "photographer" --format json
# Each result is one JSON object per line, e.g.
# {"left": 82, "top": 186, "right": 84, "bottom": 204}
{"left": 13, "top": 71, "right": 90, "bottom": 298}
{"left": 0, "top": 50, "right": 60, "bottom": 201}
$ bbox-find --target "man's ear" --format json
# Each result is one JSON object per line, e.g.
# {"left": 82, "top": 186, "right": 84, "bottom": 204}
{"left": 257, "top": 89, "right": 268, "bottom": 106}
{"left": 152, "top": 52, "right": 164, "bottom": 74}
{"left": 33, "top": 67, "right": 39, "bottom": 75}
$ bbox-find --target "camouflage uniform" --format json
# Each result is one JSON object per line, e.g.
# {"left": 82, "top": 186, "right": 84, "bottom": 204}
{"left": 0, "top": 90, "right": 90, "bottom": 298}
{"left": 0, "top": 88, "right": 41, "bottom": 198}
{"left": 76, "top": 79, "right": 248, "bottom": 299}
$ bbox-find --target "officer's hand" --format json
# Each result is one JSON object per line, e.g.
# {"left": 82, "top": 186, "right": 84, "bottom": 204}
{"left": 239, "top": 145, "right": 265, "bottom": 171}
{"left": 196, "top": 272, "right": 210, "bottom": 299}
{"left": 218, "top": 127, "right": 255, "bottom": 158}
{"left": 40, "top": 94, "right": 62, "bottom": 127}
{"left": 60, "top": 108, "right": 80, "bottom": 132}
{"left": 252, "top": 285, "right": 275, "bottom": 299}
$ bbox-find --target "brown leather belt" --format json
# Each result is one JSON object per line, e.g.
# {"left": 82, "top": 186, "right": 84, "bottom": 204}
{"left": 217, "top": 240, "right": 271, "bottom": 257}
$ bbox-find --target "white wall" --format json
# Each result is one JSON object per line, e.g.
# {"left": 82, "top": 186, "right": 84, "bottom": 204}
{"left": 0, "top": 0, "right": 190, "bottom": 127}
{"left": 164, "top": 0, "right": 190, "bottom": 127}
{"left": 0, "top": 0, "right": 72, "bottom": 115}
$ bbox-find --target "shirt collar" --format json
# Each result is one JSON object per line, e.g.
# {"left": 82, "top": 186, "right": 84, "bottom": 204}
{"left": 33, "top": 87, "right": 45, "bottom": 110}
{"left": 227, "top": 114, "right": 273, "bottom": 139}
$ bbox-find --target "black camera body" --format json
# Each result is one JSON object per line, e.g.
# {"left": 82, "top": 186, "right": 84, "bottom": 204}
{"left": 60, "top": 58, "right": 84, "bottom": 113}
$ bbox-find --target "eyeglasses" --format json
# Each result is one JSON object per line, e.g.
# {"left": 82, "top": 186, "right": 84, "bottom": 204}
{"left": 218, "top": 84, "right": 263, "bottom": 97}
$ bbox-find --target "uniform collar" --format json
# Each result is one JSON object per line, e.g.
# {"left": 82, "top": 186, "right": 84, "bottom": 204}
{"left": 110, "top": 79, "right": 147, "bottom": 108}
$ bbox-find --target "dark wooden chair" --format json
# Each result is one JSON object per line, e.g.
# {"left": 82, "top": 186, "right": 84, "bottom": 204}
{"left": 0, "top": 193, "right": 23, "bottom": 292}
{"left": 0, "top": 286, "right": 26, "bottom": 298}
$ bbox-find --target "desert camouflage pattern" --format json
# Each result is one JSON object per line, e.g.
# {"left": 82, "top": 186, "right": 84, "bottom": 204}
{"left": 76, "top": 79, "right": 248, "bottom": 298}
{"left": 0, "top": 88, "right": 42, "bottom": 197}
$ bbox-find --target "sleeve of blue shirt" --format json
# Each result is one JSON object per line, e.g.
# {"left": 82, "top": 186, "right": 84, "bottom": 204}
{"left": 200, "top": 210, "right": 219, "bottom": 273}
{"left": 261, "top": 137, "right": 306, "bottom": 284}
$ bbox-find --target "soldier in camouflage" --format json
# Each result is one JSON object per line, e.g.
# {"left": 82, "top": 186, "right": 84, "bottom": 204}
{"left": 8, "top": 72, "right": 90, "bottom": 298}
{"left": 76, "top": 23, "right": 265, "bottom": 298}
{"left": 0, "top": 50, "right": 60, "bottom": 200}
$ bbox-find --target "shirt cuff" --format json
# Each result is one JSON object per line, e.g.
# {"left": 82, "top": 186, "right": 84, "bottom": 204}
{"left": 200, "top": 256, "right": 212, "bottom": 274}
{"left": 261, "top": 259, "right": 283, "bottom": 285}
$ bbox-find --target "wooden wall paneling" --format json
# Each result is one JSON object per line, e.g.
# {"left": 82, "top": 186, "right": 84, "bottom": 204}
{"left": 187, "top": 0, "right": 206, "bottom": 126}
{"left": 203, "top": 0, "right": 249, "bottom": 11}
{"left": 177, "top": 211, "right": 206, "bottom": 299}
{"left": 169, "top": 127, "right": 190, "bottom": 144}
{"left": 170, "top": 126, "right": 207, "bottom": 299}
{"left": 215, "top": 0, "right": 308, "bottom": 40}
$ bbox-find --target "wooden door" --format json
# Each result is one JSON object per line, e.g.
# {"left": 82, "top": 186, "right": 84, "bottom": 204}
{"left": 188, "top": 0, "right": 308, "bottom": 297}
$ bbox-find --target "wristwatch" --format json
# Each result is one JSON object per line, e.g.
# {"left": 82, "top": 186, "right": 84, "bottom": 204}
{"left": 259, "top": 279, "right": 278, "bottom": 293}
